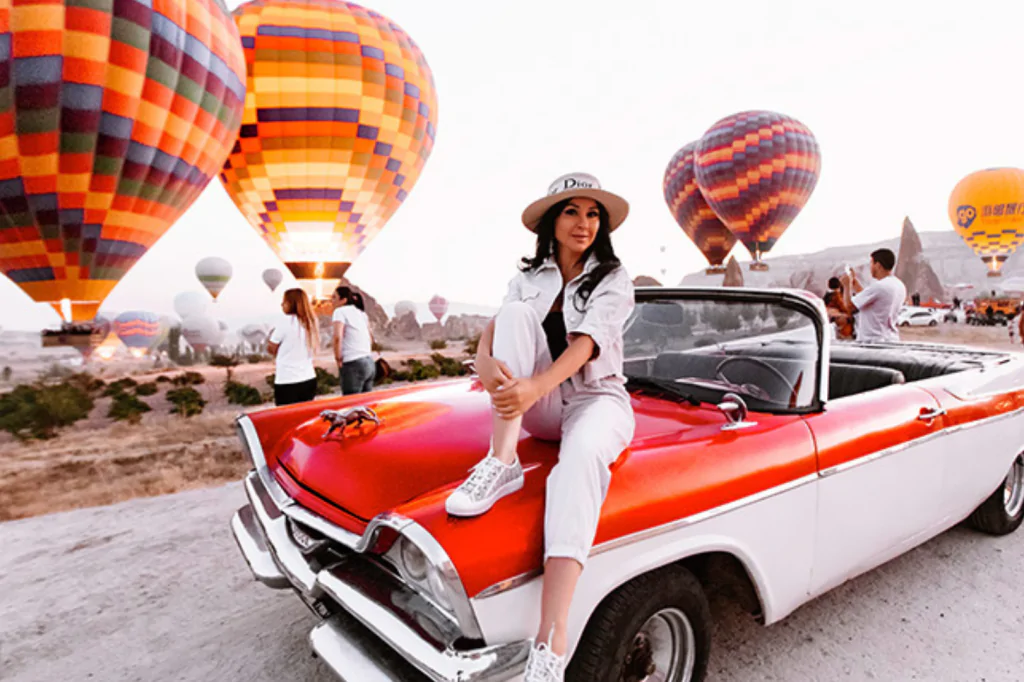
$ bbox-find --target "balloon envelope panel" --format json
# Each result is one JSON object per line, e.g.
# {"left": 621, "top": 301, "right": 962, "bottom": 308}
{"left": 0, "top": 0, "right": 246, "bottom": 320}
{"left": 220, "top": 0, "right": 438, "bottom": 277}
{"left": 948, "top": 168, "right": 1024, "bottom": 274}
{"left": 695, "top": 111, "right": 820, "bottom": 261}
{"left": 663, "top": 141, "right": 736, "bottom": 267}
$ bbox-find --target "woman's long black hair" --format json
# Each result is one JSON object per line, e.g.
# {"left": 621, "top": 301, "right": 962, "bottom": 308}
{"left": 520, "top": 198, "right": 622, "bottom": 312}
{"left": 334, "top": 285, "right": 365, "bottom": 311}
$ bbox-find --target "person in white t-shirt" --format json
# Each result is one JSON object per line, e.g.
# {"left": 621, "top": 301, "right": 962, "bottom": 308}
{"left": 331, "top": 285, "right": 375, "bottom": 395}
{"left": 840, "top": 248, "right": 907, "bottom": 344}
{"left": 267, "top": 288, "right": 318, "bottom": 406}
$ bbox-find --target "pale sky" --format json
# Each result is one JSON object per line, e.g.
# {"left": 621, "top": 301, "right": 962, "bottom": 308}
{"left": 3, "top": 0, "right": 1023, "bottom": 330}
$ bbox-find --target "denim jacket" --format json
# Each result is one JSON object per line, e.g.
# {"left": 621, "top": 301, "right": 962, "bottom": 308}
{"left": 503, "top": 254, "right": 634, "bottom": 390}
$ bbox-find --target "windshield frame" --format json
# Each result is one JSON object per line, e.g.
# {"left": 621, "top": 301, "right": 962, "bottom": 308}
{"left": 629, "top": 286, "right": 829, "bottom": 414}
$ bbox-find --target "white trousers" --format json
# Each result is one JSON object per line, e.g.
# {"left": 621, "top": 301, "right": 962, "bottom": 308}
{"left": 492, "top": 302, "right": 635, "bottom": 566}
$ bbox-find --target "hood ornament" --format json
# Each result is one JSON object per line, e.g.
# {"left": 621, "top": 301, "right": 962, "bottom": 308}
{"left": 320, "top": 407, "right": 381, "bottom": 439}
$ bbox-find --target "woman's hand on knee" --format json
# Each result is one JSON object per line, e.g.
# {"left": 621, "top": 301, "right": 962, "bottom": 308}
{"left": 492, "top": 377, "right": 541, "bottom": 420}
{"left": 477, "top": 355, "right": 515, "bottom": 394}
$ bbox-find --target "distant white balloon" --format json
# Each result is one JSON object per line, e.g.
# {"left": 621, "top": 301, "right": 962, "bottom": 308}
{"left": 174, "top": 291, "right": 210, "bottom": 320}
{"left": 181, "top": 315, "right": 224, "bottom": 352}
{"left": 240, "top": 323, "right": 270, "bottom": 348}
{"left": 195, "top": 257, "right": 233, "bottom": 301}
{"left": 262, "top": 268, "right": 284, "bottom": 292}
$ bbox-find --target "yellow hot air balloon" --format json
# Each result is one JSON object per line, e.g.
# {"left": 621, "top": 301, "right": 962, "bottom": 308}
{"left": 948, "top": 168, "right": 1024, "bottom": 276}
{"left": 220, "top": 0, "right": 438, "bottom": 302}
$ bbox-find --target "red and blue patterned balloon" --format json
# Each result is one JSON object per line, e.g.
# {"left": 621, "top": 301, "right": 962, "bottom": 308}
{"left": 694, "top": 111, "right": 820, "bottom": 269}
{"left": 663, "top": 141, "right": 737, "bottom": 270}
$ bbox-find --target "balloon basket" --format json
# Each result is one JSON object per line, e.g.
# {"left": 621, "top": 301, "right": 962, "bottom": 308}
{"left": 987, "top": 270, "right": 1003, "bottom": 278}
{"left": 705, "top": 265, "right": 726, "bottom": 275}
{"left": 41, "top": 323, "right": 104, "bottom": 350}
{"left": 749, "top": 262, "right": 769, "bottom": 272}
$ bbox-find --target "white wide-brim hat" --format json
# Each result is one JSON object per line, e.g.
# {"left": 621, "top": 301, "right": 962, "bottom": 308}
{"left": 521, "top": 172, "right": 629, "bottom": 232}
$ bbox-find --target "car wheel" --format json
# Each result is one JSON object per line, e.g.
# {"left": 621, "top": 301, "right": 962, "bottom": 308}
{"left": 899, "top": 321, "right": 909, "bottom": 327}
{"left": 566, "top": 565, "right": 711, "bottom": 682}
{"left": 929, "top": 320, "right": 938, "bottom": 327}
{"left": 968, "top": 454, "right": 1024, "bottom": 536}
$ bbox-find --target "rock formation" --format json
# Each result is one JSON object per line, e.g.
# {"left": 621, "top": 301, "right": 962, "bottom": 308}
{"left": 633, "top": 275, "right": 662, "bottom": 287}
{"left": 336, "top": 277, "right": 389, "bottom": 333}
{"left": 722, "top": 256, "right": 744, "bottom": 287}
{"left": 894, "top": 217, "right": 945, "bottom": 302}
{"left": 384, "top": 311, "right": 422, "bottom": 341}
{"left": 443, "top": 314, "right": 489, "bottom": 341}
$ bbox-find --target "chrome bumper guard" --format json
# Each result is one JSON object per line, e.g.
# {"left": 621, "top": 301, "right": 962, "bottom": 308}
{"left": 231, "top": 458, "right": 530, "bottom": 681}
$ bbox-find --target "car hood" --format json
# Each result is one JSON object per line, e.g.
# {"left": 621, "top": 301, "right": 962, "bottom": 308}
{"left": 271, "top": 379, "right": 715, "bottom": 522}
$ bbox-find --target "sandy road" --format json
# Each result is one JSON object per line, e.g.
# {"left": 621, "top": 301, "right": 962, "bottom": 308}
{"left": 1, "top": 483, "right": 1023, "bottom": 682}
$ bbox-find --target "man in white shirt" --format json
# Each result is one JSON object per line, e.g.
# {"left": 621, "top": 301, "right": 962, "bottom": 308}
{"left": 841, "top": 248, "right": 907, "bottom": 344}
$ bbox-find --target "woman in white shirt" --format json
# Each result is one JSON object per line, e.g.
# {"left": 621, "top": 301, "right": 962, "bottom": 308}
{"left": 267, "top": 288, "right": 318, "bottom": 406}
{"left": 331, "top": 285, "right": 375, "bottom": 395}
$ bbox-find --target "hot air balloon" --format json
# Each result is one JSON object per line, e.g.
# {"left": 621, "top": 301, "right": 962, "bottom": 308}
{"left": 219, "top": 0, "right": 438, "bottom": 303}
{"left": 240, "top": 322, "right": 270, "bottom": 349}
{"left": 196, "top": 257, "right": 233, "bottom": 301}
{"left": 262, "top": 268, "right": 284, "bottom": 293}
{"left": 948, "top": 168, "right": 1024, "bottom": 277}
{"left": 174, "top": 291, "right": 210, "bottom": 321}
{"left": 663, "top": 142, "right": 738, "bottom": 273}
{"left": 429, "top": 295, "right": 448, "bottom": 323}
{"left": 114, "top": 311, "right": 160, "bottom": 358}
{"left": 394, "top": 300, "right": 417, "bottom": 318}
{"left": 181, "top": 314, "right": 223, "bottom": 353}
{"left": 694, "top": 111, "right": 821, "bottom": 271}
{"left": 0, "top": 0, "right": 246, "bottom": 323}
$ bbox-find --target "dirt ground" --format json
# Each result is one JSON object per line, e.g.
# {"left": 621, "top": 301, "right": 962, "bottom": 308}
{"left": 0, "top": 483, "right": 1021, "bottom": 682}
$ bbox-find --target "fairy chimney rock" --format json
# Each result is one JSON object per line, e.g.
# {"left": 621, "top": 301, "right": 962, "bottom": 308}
{"left": 894, "top": 217, "right": 945, "bottom": 303}
{"left": 723, "top": 256, "right": 744, "bottom": 287}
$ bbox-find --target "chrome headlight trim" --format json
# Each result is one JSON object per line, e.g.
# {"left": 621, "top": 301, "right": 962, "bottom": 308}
{"left": 234, "top": 414, "right": 482, "bottom": 640}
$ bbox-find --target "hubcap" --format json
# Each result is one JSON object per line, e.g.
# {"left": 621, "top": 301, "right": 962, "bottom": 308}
{"left": 620, "top": 607, "right": 695, "bottom": 682}
{"left": 1003, "top": 455, "right": 1024, "bottom": 518}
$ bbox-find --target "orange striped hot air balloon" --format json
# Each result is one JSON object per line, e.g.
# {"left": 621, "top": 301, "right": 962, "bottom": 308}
{"left": 694, "top": 111, "right": 820, "bottom": 271}
{"left": 663, "top": 141, "right": 737, "bottom": 273}
{"left": 948, "top": 168, "right": 1024, "bottom": 277}
{"left": 220, "top": 0, "right": 438, "bottom": 302}
{"left": 0, "top": 0, "right": 246, "bottom": 321}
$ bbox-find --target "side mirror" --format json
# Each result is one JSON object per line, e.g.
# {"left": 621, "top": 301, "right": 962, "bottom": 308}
{"left": 717, "top": 393, "right": 757, "bottom": 431}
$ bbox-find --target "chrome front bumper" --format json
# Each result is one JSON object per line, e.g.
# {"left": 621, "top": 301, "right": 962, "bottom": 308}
{"left": 230, "top": 469, "right": 530, "bottom": 681}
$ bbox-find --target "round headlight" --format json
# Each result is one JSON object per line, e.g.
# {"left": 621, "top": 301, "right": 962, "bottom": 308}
{"left": 400, "top": 538, "right": 429, "bottom": 582}
{"left": 426, "top": 564, "right": 452, "bottom": 610}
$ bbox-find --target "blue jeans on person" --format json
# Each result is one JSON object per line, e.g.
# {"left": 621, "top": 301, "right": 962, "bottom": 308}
{"left": 340, "top": 356, "right": 375, "bottom": 395}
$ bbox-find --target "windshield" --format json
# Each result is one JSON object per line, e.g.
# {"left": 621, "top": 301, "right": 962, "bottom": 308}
{"left": 623, "top": 295, "right": 821, "bottom": 411}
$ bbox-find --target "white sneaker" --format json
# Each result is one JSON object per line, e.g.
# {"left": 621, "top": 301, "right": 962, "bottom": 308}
{"left": 523, "top": 640, "right": 565, "bottom": 682}
{"left": 445, "top": 454, "right": 523, "bottom": 517}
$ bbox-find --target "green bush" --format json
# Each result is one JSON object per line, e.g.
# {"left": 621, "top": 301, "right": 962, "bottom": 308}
{"left": 108, "top": 392, "right": 151, "bottom": 423}
{"left": 371, "top": 340, "right": 392, "bottom": 352}
{"left": 155, "top": 375, "right": 172, "bottom": 383}
{"left": 0, "top": 383, "right": 94, "bottom": 440}
{"left": 265, "top": 373, "right": 275, "bottom": 388}
{"left": 102, "top": 377, "right": 138, "bottom": 397}
{"left": 225, "top": 380, "right": 265, "bottom": 406}
{"left": 171, "top": 371, "right": 205, "bottom": 387}
{"left": 464, "top": 334, "right": 481, "bottom": 357}
{"left": 167, "top": 387, "right": 206, "bottom": 417}
{"left": 430, "top": 353, "right": 470, "bottom": 377}
{"left": 210, "top": 353, "right": 240, "bottom": 368}
{"left": 429, "top": 339, "right": 448, "bottom": 350}
{"left": 134, "top": 382, "right": 159, "bottom": 397}
{"left": 315, "top": 366, "right": 339, "bottom": 395}
{"left": 64, "top": 372, "right": 105, "bottom": 396}
{"left": 246, "top": 353, "right": 268, "bottom": 364}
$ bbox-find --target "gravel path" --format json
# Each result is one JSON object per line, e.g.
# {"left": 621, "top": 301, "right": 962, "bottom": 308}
{"left": 2, "top": 483, "right": 1022, "bottom": 681}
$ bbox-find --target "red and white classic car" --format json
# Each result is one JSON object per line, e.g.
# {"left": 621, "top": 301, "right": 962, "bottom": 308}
{"left": 231, "top": 287, "right": 1024, "bottom": 682}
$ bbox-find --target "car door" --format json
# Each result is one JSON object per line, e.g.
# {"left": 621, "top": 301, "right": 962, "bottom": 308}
{"left": 802, "top": 383, "right": 947, "bottom": 597}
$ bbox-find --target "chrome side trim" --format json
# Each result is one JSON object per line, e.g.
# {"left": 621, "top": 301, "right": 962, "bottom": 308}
{"left": 243, "top": 473, "right": 318, "bottom": 594}
{"left": 590, "top": 472, "right": 819, "bottom": 557}
{"left": 820, "top": 406, "right": 1024, "bottom": 478}
{"left": 230, "top": 505, "right": 290, "bottom": 589}
{"left": 475, "top": 570, "right": 543, "bottom": 600}
{"left": 317, "top": 569, "right": 530, "bottom": 682}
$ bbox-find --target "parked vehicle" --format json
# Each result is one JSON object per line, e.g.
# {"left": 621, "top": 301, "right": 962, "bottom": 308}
{"left": 897, "top": 307, "right": 943, "bottom": 327}
{"left": 231, "top": 287, "right": 1024, "bottom": 682}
